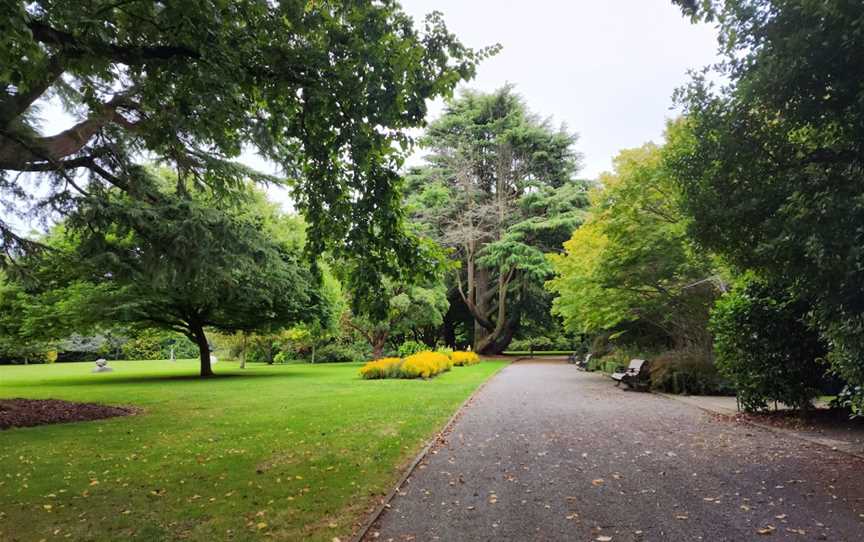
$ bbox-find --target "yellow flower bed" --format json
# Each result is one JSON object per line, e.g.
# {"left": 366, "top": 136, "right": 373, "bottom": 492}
{"left": 359, "top": 357, "right": 403, "bottom": 379}
{"left": 400, "top": 351, "right": 453, "bottom": 379}
{"left": 451, "top": 350, "right": 480, "bottom": 366}
{"left": 360, "top": 351, "right": 465, "bottom": 380}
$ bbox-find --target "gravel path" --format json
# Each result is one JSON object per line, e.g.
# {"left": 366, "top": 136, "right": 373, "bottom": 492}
{"left": 366, "top": 360, "right": 864, "bottom": 541}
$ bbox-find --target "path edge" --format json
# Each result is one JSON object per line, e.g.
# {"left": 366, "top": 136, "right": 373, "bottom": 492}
{"left": 657, "top": 392, "right": 864, "bottom": 462}
{"left": 350, "top": 359, "right": 518, "bottom": 542}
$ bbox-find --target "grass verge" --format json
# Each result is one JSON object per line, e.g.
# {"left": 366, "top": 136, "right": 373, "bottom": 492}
{"left": 0, "top": 359, "right": 506, "bottom": 541}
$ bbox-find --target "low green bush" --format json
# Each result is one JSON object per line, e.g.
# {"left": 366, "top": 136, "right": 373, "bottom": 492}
{"left": 273, "top": 351, "right": 294, "bottom": 364}
{"left": 121, "top": 330, "right": 197, "bottom": 360}
{"left": 314, "top": 342, "right": 368, "bottom": 363}
{"left": 711, "top": 276, "right": 828, "bottom": 411}
{"left": 509, "top": 336, "right": 555, "bottom": 351}
{"left": 590, "top": 351, "right": 631, "bottom": 373}
{"left": 649, "top": 347, "right": 731, "bottom": 395}
{"left": 397, "top": 340, "right": 427, "bottom": 358}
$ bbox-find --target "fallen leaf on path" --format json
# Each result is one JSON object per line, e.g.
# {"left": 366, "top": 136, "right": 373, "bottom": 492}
{"left": 675, "top": 515, "right": 689, "bottom": 520}
{"left": 591, "top": 479, "right": 604, "bottom": 486}
{"left": 596, "top": 537, "right": 612, "bottom": 542}
{"left": 775, "top": 514, "right": 786, "bottom": 520}
{"left": 756, "top": 525, "right": 775, "bottom": 535}
{"left": 785, "top": 528, "right": 806, "bottom": 535}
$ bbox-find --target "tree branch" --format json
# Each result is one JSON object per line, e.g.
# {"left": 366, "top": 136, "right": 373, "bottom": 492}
{"left": 0, "top": 55, "right": 66, "bottom": 127}
{"left": 27, "top": 20, "right": 200, "bottom": 64}
{"left": 0, "top": 96, "right": 140, "bottom": 166}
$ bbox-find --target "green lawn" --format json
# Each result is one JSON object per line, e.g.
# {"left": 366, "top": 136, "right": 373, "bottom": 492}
{"left": 0, "top": 359, "right": 506, "bottom": 541}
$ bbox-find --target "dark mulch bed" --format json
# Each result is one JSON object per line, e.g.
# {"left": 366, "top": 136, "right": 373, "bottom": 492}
{"left": 724, "top": 408, "right": 864, "bottom": 447}
{"left": 0, "top": 398, "right": 137, "bottom": 429}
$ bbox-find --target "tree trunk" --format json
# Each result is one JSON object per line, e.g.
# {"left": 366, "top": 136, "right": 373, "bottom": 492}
{"left": 443, "top": 313, "right": 456, "bottom": 349}
{"left": 473, "top": 267, "right": 491, "bottom": 351}
{"left": 372, "top": 342, "right": 384, "bottom": 359}
{"left": 240, "top": 332, "right": 247, "bottom": 369}
{"left": 190, "top": 322, "right": 213, "bottom": 377}
{"left": 475, "top": 323, "right": 518, "bottom": 354}
{"left": 311, "top": 341, "right": 316, "bottom": 364}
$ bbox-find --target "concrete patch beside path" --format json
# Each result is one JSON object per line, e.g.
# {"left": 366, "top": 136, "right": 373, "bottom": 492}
{"left": 661, "top": 392, "right": 864, "bottom": 461}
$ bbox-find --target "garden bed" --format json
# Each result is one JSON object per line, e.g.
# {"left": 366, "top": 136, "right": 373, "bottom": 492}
{"left": 734, "top": 408, "right": 864, "bottom": 441}
{"left": 0, "top": 398, "right": 137, "bottom": 429}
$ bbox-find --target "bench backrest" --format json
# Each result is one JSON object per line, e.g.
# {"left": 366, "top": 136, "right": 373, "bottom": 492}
{"left": 628, "top": 359, "right": 647, "bottom": 372}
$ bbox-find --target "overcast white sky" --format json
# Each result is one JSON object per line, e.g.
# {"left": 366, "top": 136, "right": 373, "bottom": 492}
{"left": 398, "top": 0, "right": 721, "bottom": 179}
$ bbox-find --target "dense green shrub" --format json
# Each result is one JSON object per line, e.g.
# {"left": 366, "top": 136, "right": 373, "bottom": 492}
{"left": 272, "top": 351, "right": 293, "bottom": 364}
{"left": 121, "top": 330, "right": 196, "bottom": 360}
{"left": 314, "top": 342, "right": 368, "bottom": 363}
{"left": 397, "top": 340, "right": 427, "bottom": 358}
{"left": 509, "top": 336, "right": 554, "bottom": 351}
{"left": 510, "top": 335, "right": 581, "bottom": 352}
{"left": 711, "top": 277, "right": 828, "bottom": 411}
{"left": 590, "top": 333, "right": 614, "bottom": 359}
{"left": 590, "top": 350, "right": 630, "bottom": 373}
{"left": 649, "top": 347, "right": 731, "bottom": 396}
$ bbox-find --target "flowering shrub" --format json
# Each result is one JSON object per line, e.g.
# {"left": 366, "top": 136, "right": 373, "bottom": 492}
{"left": 400, "top": 351, "right": 452, "bottom": 379}
{"left": 359, "top": 357, "right": 403, "bottom": 379}
{"left": 360, "top": 351, "right": 462, "bottom": 380}
{"left": 451, "top": 350, "right": 480, "bottom": 366}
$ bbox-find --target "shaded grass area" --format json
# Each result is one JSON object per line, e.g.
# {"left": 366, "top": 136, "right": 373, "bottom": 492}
{"left": 0, "top": 359, "right": 506, "bottom": 541}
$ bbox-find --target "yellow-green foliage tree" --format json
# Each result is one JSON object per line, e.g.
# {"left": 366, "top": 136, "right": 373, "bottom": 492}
{"left": 547, "top": 141, "right": 718, "bottom": 349}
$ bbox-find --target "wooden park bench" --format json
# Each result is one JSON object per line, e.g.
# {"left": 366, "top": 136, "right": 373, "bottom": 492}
{"left": 610, "top": 358, "right": 650, "bottom": 390}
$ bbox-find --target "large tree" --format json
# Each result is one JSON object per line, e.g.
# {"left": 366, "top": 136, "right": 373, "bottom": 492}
{"left": 666, "top": 0, "right": 864, "bottom": 410}
{"left": 343, "top": 279, "right": 448, "bottom": 359}
{"left": 548, "top": 142, "right": 718, "bottom": 349}
{"left": 1, "top": 1, "right": 495, "bottom": 309}
{"left": 406, "top": 87, "right": 585, "bottom": 353}
{"left": 16, "top": 179, "right": 323, "bottom": 376}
